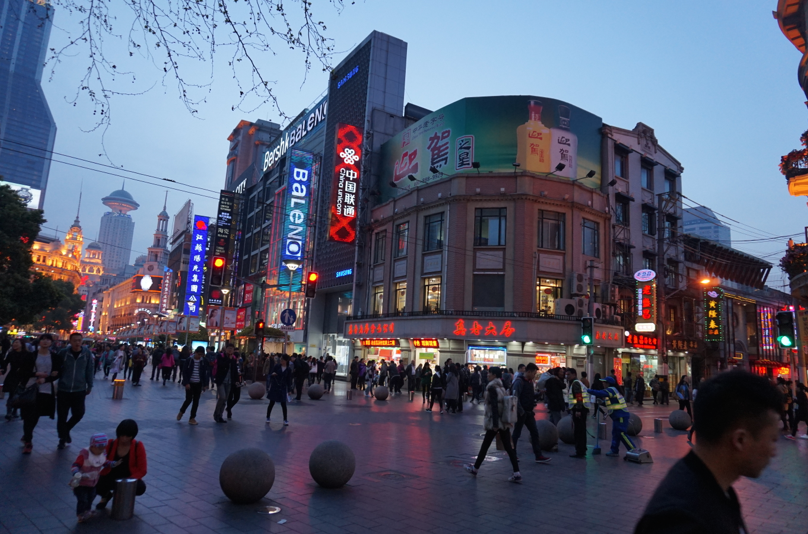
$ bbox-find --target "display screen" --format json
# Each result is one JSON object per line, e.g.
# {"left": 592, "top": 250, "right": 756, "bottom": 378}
{"left": 467, "top": 346, "right": 507, "bottom": 366}
{"left": 411, "top": 338, "right": 439, "bottom": 348}
{"left": 361, "top": 339, "right": 398, "bottom": 347}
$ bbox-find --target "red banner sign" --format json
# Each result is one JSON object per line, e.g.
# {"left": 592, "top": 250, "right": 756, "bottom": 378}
{"left": 236, "top": 308, "right": 246, "bottom": 330}
{"left": 411, "top": 338, "right": 439, "bottom": 348}
{"left": 244, "top": 284, "right": 254, "bottom": 305}
{"left": 626, "top": 334, "right": 659, "bottom": 350}
{"left": 453, "top": 319, "right": 516, "bottom": 338}
{"left": 361, "top": 339, "right": 399, "bottom": 347}
{"left": 328, "top": 123, "right": 364, "bottom": 243}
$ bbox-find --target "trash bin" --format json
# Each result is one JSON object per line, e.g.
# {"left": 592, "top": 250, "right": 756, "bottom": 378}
{"left": 598, "top": 422, "right": 607, "bottom": 440}
{"left": 346, "top": 389, "right": 352, "bottom": 400}
{"left": 111, "top": 478, "right": 138, "bottom": 520}
{"left": 112, "top": 379, "right": 125, "bottom": 400}
{"left": 654, "top": 418, "right": 663, "bottom": 433}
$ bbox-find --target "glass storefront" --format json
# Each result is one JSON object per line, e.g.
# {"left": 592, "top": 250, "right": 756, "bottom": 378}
{"left": 322, "top": 333, "right": 351, "bottom": 377}
{"left": 534, "top": 352, "right": 566, "bottom": 374}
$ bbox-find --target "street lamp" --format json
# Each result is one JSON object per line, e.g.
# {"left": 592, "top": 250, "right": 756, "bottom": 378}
{"left": 281, "top": 260, "right": 302, "bottom": 355}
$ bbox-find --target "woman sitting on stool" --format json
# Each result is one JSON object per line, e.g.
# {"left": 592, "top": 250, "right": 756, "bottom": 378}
{"left": 95, "top": 419, "right": 147, "bottom": 510}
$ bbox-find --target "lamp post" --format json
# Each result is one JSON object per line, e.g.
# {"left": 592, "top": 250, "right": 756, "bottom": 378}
{"left": 281, "top": 260, "right": 302, "bottom": 355}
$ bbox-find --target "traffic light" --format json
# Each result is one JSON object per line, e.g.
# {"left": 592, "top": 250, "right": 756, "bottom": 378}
{"left": 255, "top": 320, "right": 265, "bottom": 337}
{"left": 305, "top": 271, "right": 319, "bottom": 298}
{"left": 776, "top": 311, "right": 795, "bottom": 348}
{"left": 210, "top": 256, "right": 226, "bottom": 287}
{"left": 581, "top": 317, "right": 594, "bottom": 345}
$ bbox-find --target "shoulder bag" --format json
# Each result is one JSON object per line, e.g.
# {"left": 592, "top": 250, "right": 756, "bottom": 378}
{"left": 11, "top": 382, "right": 38, "bottom": 408}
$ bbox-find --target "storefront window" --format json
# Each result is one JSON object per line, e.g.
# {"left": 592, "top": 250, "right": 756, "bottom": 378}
{"left": 536, "top": 278, "right": 563, "bottom": 314}
{"left": 395, "top": 282, "right": 406, "bottom": 313}
{"left": 322, "top": 333, "right": 351, "bottom": 377}
{"left": 372, "top": 285, "right": 384, "bottom": 315}
{"left": 423, "top": 276, "right": 441, "bottom": 313}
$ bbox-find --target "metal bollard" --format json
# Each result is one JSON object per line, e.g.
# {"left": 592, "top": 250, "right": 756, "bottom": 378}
{"left": 408, "top": 391, "right": 415, "bottom": 401}
{"left": 654, "top": 418, "right": 663, "bottom": 433}
{"left": 111, "top": 478, "right": 138, "bottom": 520}
{"left": 346, "top": 389, "right": 352, "bottom": 400}
{"left": 598, "top": 422, "right": 607, "bottom": 440}
{"left": 112, "top": 379, "right": 125, "bottom": 400}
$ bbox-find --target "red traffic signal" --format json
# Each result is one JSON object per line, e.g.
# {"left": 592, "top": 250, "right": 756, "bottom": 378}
{"left": 210, "top": 256, "right": 226, "bottom": 286}
{"left": 255, "top": 320, "right": 265, "bottom": 337}
{"left": 305, "top": 271, "right": 319, "bottom": 298}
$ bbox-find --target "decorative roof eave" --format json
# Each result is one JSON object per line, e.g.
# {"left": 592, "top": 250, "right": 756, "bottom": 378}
{"left": 683, "top": 233, "right": 772, "bottom": 289}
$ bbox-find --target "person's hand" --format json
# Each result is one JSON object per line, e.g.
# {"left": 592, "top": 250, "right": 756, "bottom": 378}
{"left": 86, "top": 388, "right": 92, "bottom": 395}
{"left": 50, "top": 371, "right": 58, "bottom": 377}
{"left": 185, "top": 384, "right": 190, "bottom": 390}
{"left": 112, "top": 459, "right": 123, "bottom": 468}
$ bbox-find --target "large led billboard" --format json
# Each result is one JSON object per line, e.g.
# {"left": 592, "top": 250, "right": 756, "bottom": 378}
{"left": 328, "top": 123, "right": 364, "bottom": 243}
{"left": 278, "top": 150, "right": 315, "bottom": 292}
{"left": 1, "top": 180, "right": 42, "bottom": 209}
{"left": 380, "top": 96, "right": 603, "bottom": 199}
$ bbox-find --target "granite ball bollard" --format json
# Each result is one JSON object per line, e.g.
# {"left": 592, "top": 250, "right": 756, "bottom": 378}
{"left": 374, "top": 386, "right": 389, "bottom": 401}
{"left": 669, "top": 410, "right": 692, "bottom": 431}
{"left": 309, "top": 440, "right": 356, "bottom": 488}
{"left": 536, "top": 419, "right": 559, "bottom": 451}
{"left": 219, "top": 448, "right": 275, "bottom": 504}
{"left": 626, "top": 412, "right": 643, "bottom": 436}
{"left": 557, "top": 415, "right": 575, "bottom": 444}
{"left": 247, "top": 382, "right": 266, "bottom": 400}
{"left": 307, "top": 383, "right": 324, "bottom": 400}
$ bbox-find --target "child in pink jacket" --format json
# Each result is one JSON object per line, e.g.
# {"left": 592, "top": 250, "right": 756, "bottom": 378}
{"left": 70, "top": 433, "right": 118, "bottom": 522}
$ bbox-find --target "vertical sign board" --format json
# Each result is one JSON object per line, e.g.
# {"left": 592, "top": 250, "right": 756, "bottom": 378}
{"left": 634, "top": 270, "right": 657, "bottom": 333}
{"left": 184, "top": 216, "right": 209, "bottom": 317}
{"left": 278, "top": 150, "right": 315, "bottom": 292}
{"left": 797, "top": 310, "right": 808, "bottom": 368}
{"left": 214, "top": 190, "right": 235, "bottom": 257}
{"left": 328, "top": 124, "right": 364, "bottom": 243}
{"left": 159, "top": 268, "right": 173, "bottom": 314}
{"left": 704, "top": 288, "right": 724, "bottom": 342}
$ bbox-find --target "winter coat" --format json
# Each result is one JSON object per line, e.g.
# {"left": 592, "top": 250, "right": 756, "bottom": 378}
{"left": 544, "top": 375, "right": 566, "bottom": 412}
{"left": 267, "top": 364, "right": 292, "bottom": 402}
{"left": 1, "top": 348, "right": 29, "bottom": 394}
{"left": 181, "top": 357, "right": 211, "bottom": 386}
{"left": 159, "top": 352, "right": 174, "bottom": 369}
{"left": 445, "top": 371, "right": 459, "bottom": 400}
{"left": 635, "top": 376, "right": 647, "bottom": 396}
{"left": 100, "top": 439, "right": 147, "bottom": 480}
{"left": 56, "top": 346, "right": 94, "bottom": 393}
{"left": 420, "top": 368, "right": 432, "bottom": 387}
{"left": 431, "top": 371, "right": 444, "bottom": 390}
{"left": 483, "top": 378, "right": 512, "bottom": 431}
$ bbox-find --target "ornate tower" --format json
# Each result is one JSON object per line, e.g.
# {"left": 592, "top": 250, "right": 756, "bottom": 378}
{"left": 147, "top": 192, "right": 170, "bottom": 265}
{"left": 65, "top": 192, "right": 83, "bottom": 262}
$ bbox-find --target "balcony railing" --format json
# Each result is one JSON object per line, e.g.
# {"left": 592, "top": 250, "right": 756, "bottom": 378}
{"left": 349, "top": 309, "right": 621, "bottom": 325}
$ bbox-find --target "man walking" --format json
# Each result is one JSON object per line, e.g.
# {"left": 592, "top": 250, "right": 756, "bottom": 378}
{"left": 349, "top": 356, "right": 359, "bottom": 390}
{"left": 634, "top": 371, "right": 782, "bottom": 534}
{"left": 545, "top": 367, "right": 566, "bottom": 425}
{"left": 205, "top": 345, "right": 217, "bottom": 389}
{"left": 624, "top": 372, "right": 634, "bottom": 405}
{"left": 56, "top": 333, "right": 94, "bottom": 449}
{"left": 150, "top": 344, "right": 163, "bottom": 380}
{"left": 131, "top": 346, "right": 147, "bottom": 386}
{"left": 634, "top": 373, "right": 646, "bottom": 407}
{"left": 323, "top": 357, "right": 336, "bottom": 392}
{"left": 213, "top": 344, "right": 238, "bottom": 423}
{"left": 511, "top": 363, "right": 551, "bottom": 464}
{"left": 291, "top": 354, "right": 308, "bottom": 400}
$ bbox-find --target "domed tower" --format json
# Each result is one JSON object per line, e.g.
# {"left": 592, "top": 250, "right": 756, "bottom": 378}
{"left": 97, "top": 183, "right": 139, "bottom": 276}
{"left": 81, "top": 241, "right": 104, "bottom": 283}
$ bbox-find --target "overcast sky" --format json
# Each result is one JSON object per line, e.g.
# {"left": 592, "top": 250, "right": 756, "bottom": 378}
{"left": 40, "top": 0, "right": 805, "bottom": 290}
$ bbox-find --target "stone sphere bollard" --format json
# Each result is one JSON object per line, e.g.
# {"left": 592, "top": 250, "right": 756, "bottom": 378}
{"left": 309, "top": 440, "right": 356, "bottom": 488}
{"left": 536, "top": 419, "right": 559, "bottom": 451}
{"left": 307, "top": 383, "right": 324, "bottom": 400}
{"left": 669, "top": 410, "right": 692, "bottom": 431}
{"left": 219, "top": 448, "right": 275, "bottom": 504}
{"left": 247, "top": 382, "right": 266, "bottom": 400}
{"left": 627, "top": 412, "right": 643, "bottom": 436}
{"left": 557, "top": 415, "right": 575, "bottom": 444}
{"left": 374, "top": 386, "right": 389, "bottom": 401}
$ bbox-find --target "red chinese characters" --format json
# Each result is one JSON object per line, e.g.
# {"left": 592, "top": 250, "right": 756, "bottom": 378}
{"left": 329, "top": 124, "right": 364, "bottom": 243}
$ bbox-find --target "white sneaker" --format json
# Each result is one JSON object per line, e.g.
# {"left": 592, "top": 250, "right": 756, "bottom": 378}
{"left": 266, "top": 418, "right": 271, "bottom": 423}
{"left": 283, "top": 420, "right": 289, "bottom": 426}
{"left": 800, "top": 434, "right": 808, "bottom": 440}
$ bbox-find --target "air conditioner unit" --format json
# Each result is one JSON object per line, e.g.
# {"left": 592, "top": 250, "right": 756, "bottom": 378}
{"left": 570, "top": 272, "right": 588, "bottom": 296}
{"left": 555, "top": 298, "right": 587, "bottom": 318}
{"left": 592, "top": 303, "right": 603, "bottom": 320}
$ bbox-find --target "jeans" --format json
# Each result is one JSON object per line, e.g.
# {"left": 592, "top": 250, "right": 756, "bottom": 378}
{"left": 512, "top": 411, "right": 542, "bottom": 460}
{"left": 74, "top": 486, "right": 96, "bottom": 516}
{"left": 214, "top": 382, "right": 230, "bottom": 420}
{"left": 474, "top": 429, "right": 519, "bottom": 472}
{"left": 180, "top": 383, "right": 203, "bottom": 418}
{"left": 57, "top": 391, "right": 87, "bottom": 441}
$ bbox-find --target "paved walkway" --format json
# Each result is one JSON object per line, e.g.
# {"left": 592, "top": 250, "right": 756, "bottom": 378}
{"left": 1, "top": 376, "right": 807, "bottom": 534}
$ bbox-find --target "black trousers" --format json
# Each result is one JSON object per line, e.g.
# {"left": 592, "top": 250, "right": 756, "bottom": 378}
{"left": 180, "top": 383, "right": 203, "bottom": 418}
{"left": 132, "top": 366, "right": 143, "bottom": 385}
{"left": 428, "top": 389, "right": 443, "bottom": 410}
{"left": 74, "top": 486, "right": 96, "bottom": 515}
{"left": 350, "top": 374, "right": 358, "bottom": 390}
{"left": 512, "top": 411, "right": 542, "bottom": 459}
{"left": 57, "top": 391, "right": 87, "bottom": 441}
{"left": 227, "top": 384, "right": 241, "bottom": 412}
{"left": 150, "top": 364, "right": 159, "bottom": 380}
{"left": 792, "top": 410, "right": 807, "bottom": 437}
{"left": 294, "top": 377, "right": 306, "bottom": 400}
{"left": 96, "top": 476, "right": 146, "bottom": 502}
{"left": 573, "top": 410, "right": 588, "bottom": 456}
{"left": 679, "top": 399, "right": 692, "bottom": 418}
{"left": 474, "top": 428, "right": 519, "bottom": 472}
{"left": 421, "top": 384, "right": 430, "bottom": 402}
{"left": 267, "top": 400, "right": 287, "bottom": 420}
{"left": 324, "top": 373, "right": 333, "bottom": 391}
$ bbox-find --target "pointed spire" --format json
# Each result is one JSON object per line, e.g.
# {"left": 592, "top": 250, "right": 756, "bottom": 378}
{"left": 121, "top": 179, "right": 126, "bottom": 190}
{"left": 163, "top": 191, "right": 168, "bottom": 211}
{"left": 73, "top": 184, "right": 83, "bottom": 226}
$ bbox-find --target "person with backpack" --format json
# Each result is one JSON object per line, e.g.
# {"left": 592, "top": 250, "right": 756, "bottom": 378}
{"left": 426, "top": 366, "right": 444, "bottom": 413}
{"left": 464, "top": 367, "right": 522, "bottom": 482}
{"left": 511, "top": 363, "right": 551, "bottom": 464}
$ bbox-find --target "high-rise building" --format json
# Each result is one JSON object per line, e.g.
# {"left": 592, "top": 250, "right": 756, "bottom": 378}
{"left": 683, "top": 205, "right": 731, "bottom": 247}
{"left": 98, "top": 186, "right": 139, "bottom": 275}
{"left": 0, "top": 0, "right": 57, "bottom": 209}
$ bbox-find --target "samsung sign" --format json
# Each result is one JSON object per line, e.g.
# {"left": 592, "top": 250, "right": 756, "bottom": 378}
{"left": 278, "top": 150, "right": 315, "bottom": 292}
{"left": 263, "top": 99, "right": 328, "bottom": 173}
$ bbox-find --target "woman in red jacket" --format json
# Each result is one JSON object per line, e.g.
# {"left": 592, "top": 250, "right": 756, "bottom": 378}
{"left": 95, "top": 419, "right": 147, "bottom": 510}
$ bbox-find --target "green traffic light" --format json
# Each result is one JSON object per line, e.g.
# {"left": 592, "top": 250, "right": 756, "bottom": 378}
{"left": 778, "top": 336, "right": 793, "bottom": 347}
{"left": 582, "top": 335, "right": 592, "bottom": 344}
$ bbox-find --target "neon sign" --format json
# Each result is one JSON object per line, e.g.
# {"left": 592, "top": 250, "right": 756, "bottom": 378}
{"left": 262, "top": 99, "right": 328, "bottom": 172}
{"left": 704, "top": 288, "right": 724, "bottom": 342}
{"left": 279, "top": 150, "right": 314, "bottom": 292}
{"left": 328, "top": 124, "right": 364, "bottom": 243}
{"left": 361, "top": 338, "right": 398, "bottom": 347}
{"left": 411, "top": 339, "right": 439, "bottom": 348}
{"left": 335, "top": 269, "right": 353, "bottom": 278}
{"left": 626, "top": 334, "right": 659, "bottom": 350}
{"left": 183, "top": 216, "right": 209, "bottom": 317}
{"left": 347, "top": 322, "right": 395, "bottom": 335}
{"left": 337, "top": 66, "right": 359, "bottom": 89}
{"left": 453, "top": 319, "right": 516, "bottom": 338}
{"left": 89, "top": 299, "right": 98, "bottom": 333}
{"left": 635, "top": 278, "right": 657, "bottom": 333}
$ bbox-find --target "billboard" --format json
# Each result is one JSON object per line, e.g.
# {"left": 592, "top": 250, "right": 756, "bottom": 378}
{"left": 262, "top": 98, "right": 328, "bottom": 173}
{"left": 278, "top": 150, "right": 314, "bottom": 292}
{"left": 379, "top": 96, "right": 603, "bottom": 199}
{"left": 704, "top": 288, "right": 724, "bottom": 342}
{"left": 171, "top": 199, "right": 192, "bottom": 245}
{"left": 0, "top": 180, "right": 42, "bottom": 209}
{"left": 635, "top": 271, "right": 657, "bottom": 333}
{"left": 328, "top": 124, "right": 364, "bottom": 243}
{"left": 183, "top": 216, "right": 209, "bottom": 316}
{"left": 213, "top": 190, "right": 235, "bottom": 257}
{"left": 131, "top": 274, "right": 163, "bottom": 292}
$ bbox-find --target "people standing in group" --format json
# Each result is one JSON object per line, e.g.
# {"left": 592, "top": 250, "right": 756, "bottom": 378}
{"left": 56, "top": 333, "right": 95, "bottom": 450}
{"left": 634, "top": 373, "right": 646, "bottom": 407}
{"left": 70, "top": 433, "right": 116, "bottom": 523}
{"left": 786, "top": 381, "right": 808, "bottom": 440}
{"left": 420, "top": 362, "right": 432, "bottom": 404}
{"left": 2, "top": 338, "right": 29, "bottom": 421}
{"left": 464, "top": 367, "right": 522, "bottom": 482}
{"left": 323, "top": 356, "right": 337, "bottom": 393}
{"left": 95, "top": 419, "right": 147, "bottom": 511}
{"left": 19, "top": 334, "right": 61, "bottom": 454}
{"left": 266, "top": 354, "right": 292, "bottom": 425}
{"left": 226, "top": 352, "right": 243, "bottom": 420}
{"left": 427, "top": 366, "right": 444, "bottom": 413}
{"left": 149, "top": 345, "right": 163, "bottom": 381}
{"left": 177, "top": 347, "right": 209, "bottom": 425}
{"left": 131, "top": 347, "right": 147, "bottom": 386}
{"left": 676, "top": 375, "right": 692, "bottom": 418}
{"left": 544, "top": 367, "right": 566, "bottom": 425}
{"left": 159, "top": 347, "right": 174, "bottom": 386}
{"left": 213, "top": 344, "right": 239, "bottom": 423}
{"left": 511, "top": 363, "right": 551, "bottom": 464}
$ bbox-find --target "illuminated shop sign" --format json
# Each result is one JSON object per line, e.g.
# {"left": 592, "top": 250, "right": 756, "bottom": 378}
{"left": 635, "top": 274, "right": 657, "bottom": 333}
{"left": 347, "top": 322, "right": 395, "bottom": 336}
{"left": 89, "top": 299, "right": 98, "bottom": 333}
{"left": 467, "top": 346, "right": 507, "bottom": 366}
{"left": 159, "top": 268, "right": 173, "bottom": 313}
{"left": 337, "top": 66, "right": 359, "bottom": 89}
{"left": 213, "top": 190, "right": 235, "bottom": 257}
{"left": 183, "top": 216, "right": 209, "bottom": 317}
{"left": 278, "top": 150, "right": 314, "bottom": 292}
{"left": 335, "top": 269, "right": 353, "bottom": 278}
{"left": 361, "top": 338, "right": 399, "bottom": 347}
{"left": 328, "top": 123, "right": 364, "bottom": 243}
{"left": 704, "top": 288, "right": 725, "bottom": 342}
{"left": 411, "top": 338, "right": 439, "bottom": 348}
{"left": 453, "top": 319, "right": 516, "bottom": 338}
{"left": 262, "top": 99, "right": 328, "bottom": 173}
{"left": 534, "top": 353, "right": 565, "bottom": 367}
{"left": 243, "top": 284, "right": 254, "bottom": 305}
{"left": 757, "top": 305, "right": 774, "bottom": 350}
{"left": 132, "top": 274, "right": 163, "bottom": 292}
{"left": 626, "top": 334, "right": 659, "bottom": 350}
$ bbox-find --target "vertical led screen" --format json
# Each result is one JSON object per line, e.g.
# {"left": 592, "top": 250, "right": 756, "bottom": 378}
{"left": 704, "top": 288, "right": 724, "bottom": 342}
{"left": 214, "top": 190, "right": 235, "bottom": 257}
{"left": 328, "top": 123, "right": 364, "bottom": 243}
{"left": 184, "top": 216, "right": 209, "bottom": 317}
{"left": 278, "top": 150, "right": 314, "bottom": 292}
{"left": 635, "top": 270, "right": 657, "bottom": 333}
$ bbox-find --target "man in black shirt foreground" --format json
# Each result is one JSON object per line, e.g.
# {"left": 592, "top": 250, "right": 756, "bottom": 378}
{"left": 634, "top": 370, "right": 781, "bottom": 534}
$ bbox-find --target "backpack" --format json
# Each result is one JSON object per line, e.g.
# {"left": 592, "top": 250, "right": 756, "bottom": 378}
{"left": 502, "top": 395, "right": 518, "bottom": 424}
{"left": 537, "top": 371, "right": 553, "bottom": 390}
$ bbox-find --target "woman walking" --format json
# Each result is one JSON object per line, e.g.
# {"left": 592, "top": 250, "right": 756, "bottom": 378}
{"left": 2, "top": 338, "right": 29, "bottom": 420}
{"left": 426, "top": 366, "right": 444, "bottom": 413}
{"left": 109, "top": 346, "right": 124, "bottom": 382}
{"left": 464, "top": 367, "right": 521, "bottom": 482}
{"left": 420, "top": 362, "right": 432, "bottom": 404}
{"left": 159, "top": 348, "right": 174, "bottom": 386}
{"left": 267, "top": 354, "right": 292, "bottom": 426}
{"left": 19, "top": 334, "right": 62, "bottom": 454}
{"left": 676, "top": 375, "right": 692, "bottom": 418}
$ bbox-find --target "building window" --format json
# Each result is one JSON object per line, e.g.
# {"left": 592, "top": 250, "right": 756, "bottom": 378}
{"left": 664, "top": 216, "right": 677, "bottom": 240}
{"left": 615, "top": 199, "right": 629, "bottom": 226}
{"left": 643, "top": 255, "right": 655, "bottom": 271}
{"left": 615, "top": 248, "right": 632, "bottom": 276}
{"left": 666, "top": 260, "right": 678, "bottom": 287}
{"left": 474, "top": 208, "right": 506, "bottom": 246}
{"left": 641, "top": 164, "right": 653, "bottom": 190}
{"left": 395, "top": 282, "right": 406, "bottom": 313}
{"left": 614, "top": 150, "right": 626, "bottom": 178}
{"left": 394, "top": 222, "right": 409, "bottom": 258}
{"left": 538, "top": 210, "right": 565, "bottom": 250}
{"left": 536, "top": 278, "right": 563, "bottom": 314}
{"left": 423, "top": 276, "right": 442, "bottom": 312}
{"left": 423, "top": 213, "right": 444, "bottom": 252}
{"left": 582, "top": 219, "right": 599, "bottom": 257}
{"left": 372, "top": 285, "right": 384, "bottom": 315}
{"left": 665, "top": 175, "right": 677, "bottom": 194}
{"left": 641, "top": 209, "right": 656, "bottom": 236}
{"left": 373, "top": 231, "right": 386, "bottom": 264}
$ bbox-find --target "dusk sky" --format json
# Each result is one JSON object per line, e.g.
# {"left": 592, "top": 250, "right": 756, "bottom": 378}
{"left": 40, "top": 1, "right": 805, "bottom": 290}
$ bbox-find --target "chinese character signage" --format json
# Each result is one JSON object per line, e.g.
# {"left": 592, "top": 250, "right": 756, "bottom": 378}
{"left": 160, "top": 268, "right": 173, "bottom": 313}
{"left": 411, "top": 339, "right": 439, "bottom": 348}
{"left": 626, "top": 334, "right": 659, "bottom": 350}
{"left": 236, "top": 308, "right": 247, "bottom": 330}
{"left": 243, "top": 284, "right": 254, "bottom": 305}
{"left": 635, "top": 276, "right": 657, "bottom": 333}
{"left": 361, "top": 339, "right": 399, "bottom": 347}
{"left": 667, "top": 338, "right": 700, "bottom": 352}
{"left": 704, "top": 288, "right": 724, "bottom": 342}
{"left": 278, "top": 150, "right": 314, "bottom": 292}
{"left": 328, "top": 123, "right": 363, "bottom": 243}
{"left": 758, "top": 306, "right": 775, "bottom": 352}
{"left": 213, "top": 190, "right": 235, "bottom": 257}
{"left": 452, "top": 319, "right": 516, "bottom": 338}
{"left": 183, "top": 216, "right": 209, "bottom": 317}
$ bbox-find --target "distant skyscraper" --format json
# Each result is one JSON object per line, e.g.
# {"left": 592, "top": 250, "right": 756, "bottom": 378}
{"left": 0, "top": 0, "right": 57, "bottom": 209}
{"left": 98, "top": 186, "right": 139, "bottom": 275}
{"left": 683, "top": 206, "right": 731, "bottom": 247}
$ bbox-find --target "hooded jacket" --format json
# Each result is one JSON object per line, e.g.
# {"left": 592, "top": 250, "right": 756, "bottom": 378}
{"left": 483, "top": 378, "right": 511, "bottom": 431}
{"left": 57, "top": 346, "right": 94, "bottom": 393}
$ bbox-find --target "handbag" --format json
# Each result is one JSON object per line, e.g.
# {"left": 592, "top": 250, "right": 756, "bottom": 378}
{"left": 11, "top": 383, "right": 38, "bottom": 408}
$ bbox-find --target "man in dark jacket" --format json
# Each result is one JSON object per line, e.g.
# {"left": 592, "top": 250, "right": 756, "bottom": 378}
{"left": 544, "top": 367, "right": 566, "bottom": 425}
{"left": 634, "top": 373, "right": 646, "bottom": 407}
{"left": 634, "top": 370, "right": 781, "bottom": 534}
{"left": 150, "top": 345, "right": 164, "bottom": 380}
{"left": 213, "top": 344, "right": 238, "bottom": 423}
{"left": 292, "top": 354, "right": 308, "bottom": 400}
{"left": 349, "top": 357, "right": 359, "bottom": 390}
{"left": 56, "top": 333, "right": 94, "bottom": 449}
{"left": 511, "top": 363, "right": 551, "bottom": 463}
